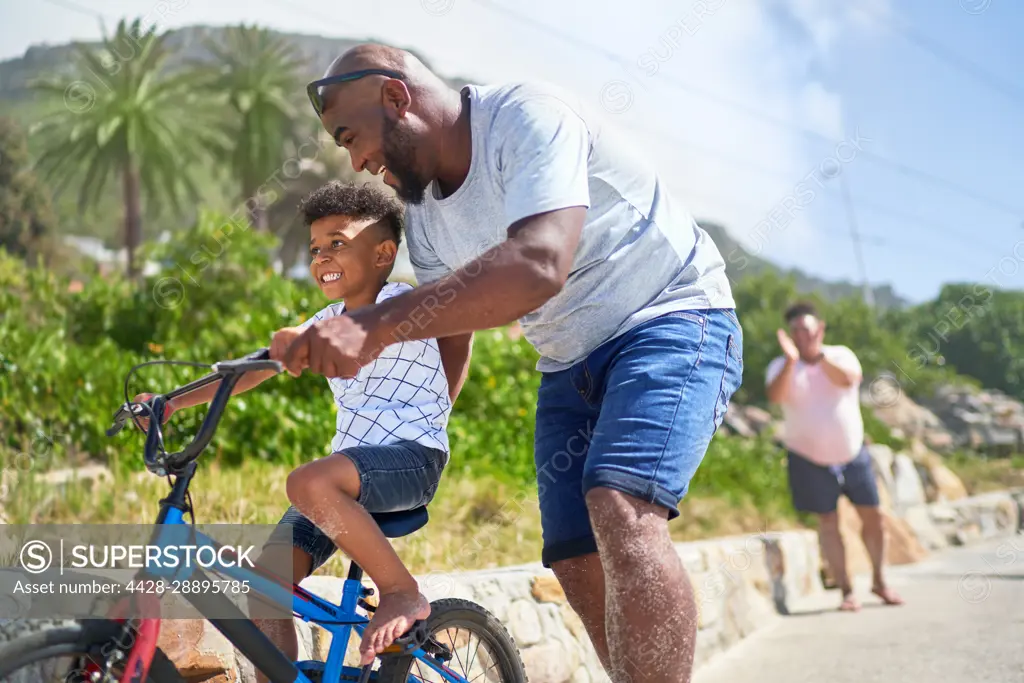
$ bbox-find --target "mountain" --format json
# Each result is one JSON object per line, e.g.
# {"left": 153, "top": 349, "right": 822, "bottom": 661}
{"left": 696, "top": 220, "right": 906, "bottom": 309}
{"left": 1, "top": 25, "right": 906, "bottom": 308}
{"left": 0, "top": 26, "right": 472, "bottom": 101}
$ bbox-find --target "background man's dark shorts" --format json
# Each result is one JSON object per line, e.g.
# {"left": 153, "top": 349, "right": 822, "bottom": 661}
{"left": 787, "top": 443, "right": 879, "bottom": 514}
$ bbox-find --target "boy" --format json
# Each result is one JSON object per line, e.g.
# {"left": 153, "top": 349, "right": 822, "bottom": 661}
{"left": 135, "top": 181, "right": 454, "bottom": 668}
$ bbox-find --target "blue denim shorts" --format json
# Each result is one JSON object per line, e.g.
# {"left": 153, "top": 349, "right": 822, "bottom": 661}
{"left": 535, "top": 308, "right": 744, "bottom": 567}
{"left": 787, "top": 444, "right": 880, "bottom": 514}
{"left": 269, "top": 440, "right": 447, "bottom": 576}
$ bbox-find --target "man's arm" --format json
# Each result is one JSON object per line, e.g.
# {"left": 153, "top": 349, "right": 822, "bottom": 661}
{"left": 374, "top": 207, "right": 585, "bottom": 343}
{"left": 817, "top": 348, "right": 861, "bottom": 388}
{"left": 765, "top": 358, "right": 795, "bottom": 404}
{"left": 438, "top": 332, "right": 473, "bottom": 404}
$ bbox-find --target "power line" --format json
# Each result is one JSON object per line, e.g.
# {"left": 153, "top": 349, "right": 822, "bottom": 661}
{"left": 840, "top": 172, "right": 874, "bottom": 307}
{"left": 620, "top": 121, "right": 1012, "bottom": 256}
{"left": 38, "top": 0, "right": 104, "bottom": 20}
{"left": 468, "top": 0, "right": 1024, "bottom": 219}
{"left": 854, "top": 4, "right": 1024, "bottom": 106}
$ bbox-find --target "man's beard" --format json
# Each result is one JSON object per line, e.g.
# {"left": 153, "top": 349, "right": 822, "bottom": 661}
{"left": 382, "top": 117, "right": 428, "bottom": 204}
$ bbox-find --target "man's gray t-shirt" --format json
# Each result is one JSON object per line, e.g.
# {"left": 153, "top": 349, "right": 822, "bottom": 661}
{"left": 405, "top": 81, "right": 735, "bottom": 373}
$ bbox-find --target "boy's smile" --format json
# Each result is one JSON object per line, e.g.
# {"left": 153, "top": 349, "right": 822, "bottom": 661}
{"left": 309, "top": 214, "right": 397, "bottom": 309}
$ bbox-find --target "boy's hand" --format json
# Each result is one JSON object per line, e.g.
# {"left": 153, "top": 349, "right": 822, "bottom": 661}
{"left": 131, "top": 393, "right": 176, "bottom": 433}
{"left": 270, "top": 326, "right": 307, "bottom": 376}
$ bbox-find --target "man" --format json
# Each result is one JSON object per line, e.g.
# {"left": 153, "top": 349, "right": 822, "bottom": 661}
{"left": 765, "top": 301, "right": 904, "bottom": 612}
{"left": 279, "top": 43, "right": 743, "bottom": 680}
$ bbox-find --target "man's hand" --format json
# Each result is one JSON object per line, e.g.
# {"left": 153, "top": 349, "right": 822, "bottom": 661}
{"left": 776, "top": 328, "right": 799, "bottom": 362}
{"left": 281, "top": 312, "right": 388, "bottom": 379}
{"left": 270, "top": 326, "right": 306, "bottom": 376}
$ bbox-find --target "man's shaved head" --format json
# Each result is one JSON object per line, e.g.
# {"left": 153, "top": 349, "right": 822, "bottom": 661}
{"left": 314, "top": 43, "right": 461, "bottom": 204}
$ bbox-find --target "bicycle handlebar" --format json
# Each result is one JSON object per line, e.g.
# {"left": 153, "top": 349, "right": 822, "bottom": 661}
{"left": 107, "top": 348, "right": 283, "bottom": 476}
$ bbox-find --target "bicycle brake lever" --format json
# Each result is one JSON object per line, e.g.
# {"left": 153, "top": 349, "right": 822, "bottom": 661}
{"left": 106, "top": 403, "right": 146, "bottom": 437}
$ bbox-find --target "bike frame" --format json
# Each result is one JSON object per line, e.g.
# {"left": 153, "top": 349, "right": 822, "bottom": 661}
{"left": 97, "top": 351, "right": 466, "bottom": 683}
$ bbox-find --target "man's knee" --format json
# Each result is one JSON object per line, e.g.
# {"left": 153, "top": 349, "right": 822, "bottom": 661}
{"left": 584, "top": 486, "right": 671, "bottom": 561}
{"left": 585, "top": 486, "right": 669, "bottom": 527}
{"left": 818, "top": 510, "right": 840, "bottom": 532}
{"left": 855, "top": 505, "right": 885, "bottom": 530}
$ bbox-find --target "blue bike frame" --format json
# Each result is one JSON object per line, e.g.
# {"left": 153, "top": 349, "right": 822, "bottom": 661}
{"left": 134, "top": 481, "right": 462, "bottom": 683}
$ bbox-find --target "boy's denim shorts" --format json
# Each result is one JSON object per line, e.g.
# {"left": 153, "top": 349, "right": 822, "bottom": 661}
{"left": 268, "top": 440, "right": 448, "bottom": 577}
{"left": 535, "top": 308, "right": 744, "bottom": 568}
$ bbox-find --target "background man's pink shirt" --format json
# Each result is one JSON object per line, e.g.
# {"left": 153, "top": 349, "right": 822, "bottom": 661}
{"left": 765, "top": 345, "right": 864, "bottom": 467}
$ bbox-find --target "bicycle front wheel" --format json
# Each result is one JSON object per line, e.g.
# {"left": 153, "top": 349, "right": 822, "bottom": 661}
{"left": 0, "top": 618, "right": 184, "bottom": 683}
{"left": 376, "top": 598, "right": 528, "bottom": 683}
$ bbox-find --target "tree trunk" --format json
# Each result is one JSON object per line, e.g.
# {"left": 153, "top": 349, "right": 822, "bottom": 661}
{"left": 243, "top": 180, "right": 269, "bottom": 232}
{"left": 123, "top": 159, "right": 142, "bottom": 278}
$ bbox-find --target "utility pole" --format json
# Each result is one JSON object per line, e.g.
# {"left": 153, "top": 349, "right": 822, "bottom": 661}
{"left": 839, "top": 171, "right": 874, "bottom": 309}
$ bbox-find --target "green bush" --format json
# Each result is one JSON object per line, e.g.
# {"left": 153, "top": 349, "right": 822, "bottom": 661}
{"left": 1, "top": 211, "right": 541, "bottom": 484}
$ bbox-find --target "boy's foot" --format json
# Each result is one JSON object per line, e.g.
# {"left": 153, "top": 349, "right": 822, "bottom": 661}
{"left": 359, "top": 589, "right": 431, "bottom": 665}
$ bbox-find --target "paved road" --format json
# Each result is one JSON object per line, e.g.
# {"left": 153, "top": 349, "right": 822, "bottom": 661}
{"left": 694, "top": 535, "right": 1024, "bottom": 683}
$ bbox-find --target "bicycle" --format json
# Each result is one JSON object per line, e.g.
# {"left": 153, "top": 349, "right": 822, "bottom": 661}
{"left": 0, "top": 348, "right": 528, "bottom": 683}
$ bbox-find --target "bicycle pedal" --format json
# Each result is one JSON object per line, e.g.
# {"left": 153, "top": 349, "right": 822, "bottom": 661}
{"left": 380, "top": 619, "right": 429, "bottom": 654}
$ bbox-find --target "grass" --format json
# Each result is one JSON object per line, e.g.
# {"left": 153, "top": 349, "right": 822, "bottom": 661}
{"left": 944, "top": 452, "right": 1024, "bottom": 495}
{"left": 1, "top": 449, "right": 806, "bottom": 579}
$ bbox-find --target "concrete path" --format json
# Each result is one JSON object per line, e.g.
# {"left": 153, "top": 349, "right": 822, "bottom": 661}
{"left": 694, "top": 535, "right": 1024, "bottom": 683}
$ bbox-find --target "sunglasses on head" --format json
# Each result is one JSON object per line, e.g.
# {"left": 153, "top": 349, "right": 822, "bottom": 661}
{"left": 306, "top": 69, "right": 405, "bottom": 117}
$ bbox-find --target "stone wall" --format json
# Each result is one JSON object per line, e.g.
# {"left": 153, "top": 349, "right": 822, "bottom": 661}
{"left": 158, "top": 484, "right": 1024, "bottom": 682}
{"left": 159, "top": 529, "right": 825, "bottom": 682}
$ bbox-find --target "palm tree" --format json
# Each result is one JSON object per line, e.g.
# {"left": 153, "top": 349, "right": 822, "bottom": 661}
{"left": 29, "top": 18, "right": 210, "bottom": 278}
{"left": 265, "top": 133, "right": 376, "bottom": 273}
{"left": 192, "top": 24, "right": 306, "bottom": 232}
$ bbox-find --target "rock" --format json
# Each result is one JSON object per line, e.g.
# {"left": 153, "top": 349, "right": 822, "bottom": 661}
{"left": 929, "top": 461, "right": 969, "bottom": 502}
{"left": 723, "top": 404, "right": 755, "bottom": 438}
{"left": 508, "top": 599, "right": 544, "bottom": 647}
{"left": 865, "top": 389, "right": 953, "bottom": 450}
{"left": 158, "top": 619, "right": 237, "bottom": 681}
{"left": 571, "top": 666, "right": 592, "bottom": 683}
{"left": 908, "top": 444, "right": 969, "bottom": 502}
{"left": 832, "top": 496, "right": 928, "bottom": 579}
{"left": 742, "top": 405, "right": 774, "bottom": 432}
{"left": 892, "top": 453, "right": 928, "bottom": 510}
{"left": 560, "top": 602, "right": 587, "bottom": 641}
{"left": 521, "top": 642, "right": 574, "bottom": 683}
{"left": 902, "top": 505, "right": 948, "bottom": 550}
{"left": 531, "top": 575, "right": 566, "bottom": 603}
{"left": 37, "top": 463, "right": 112, "bottom": 486}
{"left": 922, "top": 385, "right": 1024, "bottom": 453}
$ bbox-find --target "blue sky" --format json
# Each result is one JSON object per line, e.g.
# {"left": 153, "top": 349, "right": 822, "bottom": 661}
{"left": 2, "top": 0, "right": 1022, "bottom": 304}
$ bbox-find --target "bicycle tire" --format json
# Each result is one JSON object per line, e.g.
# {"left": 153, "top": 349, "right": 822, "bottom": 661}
{"left": 0, "top": 618, "right": 184, "bottom": 682}
{"left": 376, "top": 598, "right": 528, "bottom": 683}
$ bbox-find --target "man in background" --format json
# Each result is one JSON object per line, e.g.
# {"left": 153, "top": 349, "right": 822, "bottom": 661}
{"left": 765, "top": 301, "right": 904, "bottom": 611}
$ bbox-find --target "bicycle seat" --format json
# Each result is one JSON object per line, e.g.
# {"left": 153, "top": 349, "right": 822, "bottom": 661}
{"left": 371, "top": 506, "right": 428, "bottom": 538}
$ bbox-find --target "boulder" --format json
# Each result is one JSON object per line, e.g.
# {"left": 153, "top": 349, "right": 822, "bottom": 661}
{"left": 909, "top": 443, "right": 969, "bottom": 502}
{"left": 864, "top": 388, "right": 953, "bottom": 451}
{"left": 892, "top": 454, "right": 928, "bottom": 510}
{"left": 157, "top": 620, "right": 238, "bottom": 682}
{"left": 723, "top": 404, "right": 756, "bottom": 438}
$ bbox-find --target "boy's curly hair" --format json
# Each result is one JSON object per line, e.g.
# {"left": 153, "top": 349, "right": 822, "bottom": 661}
{"left": 299, "top": 181, "right": 405, "bottom": 247}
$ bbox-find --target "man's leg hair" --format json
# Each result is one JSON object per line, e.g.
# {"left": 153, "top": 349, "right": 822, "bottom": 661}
{"left": 587, "top": 486, "right": 698, "bottom": 683}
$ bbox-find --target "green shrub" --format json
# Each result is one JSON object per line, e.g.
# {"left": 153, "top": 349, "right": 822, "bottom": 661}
{"left": 0, "top": 212, "right": 541, "bottom": 484}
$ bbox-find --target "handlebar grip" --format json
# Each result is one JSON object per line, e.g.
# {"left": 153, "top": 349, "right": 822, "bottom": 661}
{"left": 212, "top": 347, "right": 281, "bottom": 374}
